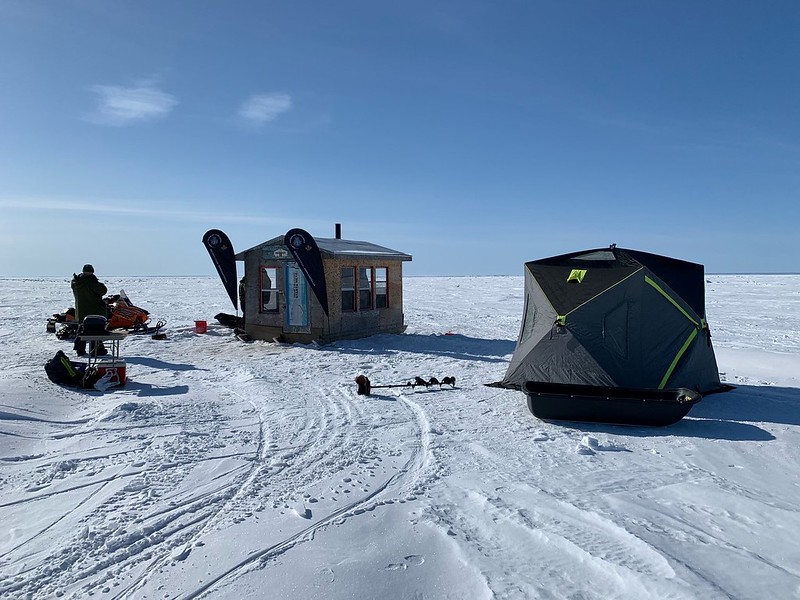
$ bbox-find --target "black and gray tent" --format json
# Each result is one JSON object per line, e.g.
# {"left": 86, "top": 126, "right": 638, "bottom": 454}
{"left": 502, "top": 246, "right": 730, "bottom": 425}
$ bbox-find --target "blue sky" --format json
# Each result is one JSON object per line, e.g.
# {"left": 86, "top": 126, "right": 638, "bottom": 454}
{"left": 1, "top": 1, "right": 798, "bottom": 277}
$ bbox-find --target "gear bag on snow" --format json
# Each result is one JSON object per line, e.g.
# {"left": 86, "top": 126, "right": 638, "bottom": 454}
{"left": 44, "top": 350, "right": 84, "bottom": 387}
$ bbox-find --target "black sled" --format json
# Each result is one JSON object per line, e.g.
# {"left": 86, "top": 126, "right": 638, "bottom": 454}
{"left": 523, "top": 381, "right": 702, "bottom": 426}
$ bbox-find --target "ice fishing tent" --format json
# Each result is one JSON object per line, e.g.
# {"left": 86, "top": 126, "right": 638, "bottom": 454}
{"left": 502, "top": 247, "right": 726, "bottom": 399}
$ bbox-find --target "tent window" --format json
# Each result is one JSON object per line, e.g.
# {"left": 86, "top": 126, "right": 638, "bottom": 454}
{"left": 520, "top": 298, "right": 536, "bottom": 343}
{"left": 603, "top": 301, "right": 629, "bottom": 359}
{"left": 571, "top": 250, "right": 615, "bottom": 261}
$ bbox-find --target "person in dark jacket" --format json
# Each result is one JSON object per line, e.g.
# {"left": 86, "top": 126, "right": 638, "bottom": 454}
{"left": 71, "top": 264, "right": 108, "bottom": 356}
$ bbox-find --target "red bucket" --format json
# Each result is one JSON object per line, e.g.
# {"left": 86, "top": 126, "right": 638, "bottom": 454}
{"left": 195, "top": 320, "right": 207, "bottom": 334}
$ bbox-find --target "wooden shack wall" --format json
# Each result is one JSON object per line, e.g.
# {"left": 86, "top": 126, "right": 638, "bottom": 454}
{"left": 240, "top": 244, "right": 406, "bottom": 343}
{"left": 323, "top": 256, "right": 406, "bottom": 342}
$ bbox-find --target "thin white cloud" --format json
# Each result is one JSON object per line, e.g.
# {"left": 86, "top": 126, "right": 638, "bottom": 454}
{"left": 88, "top": 79, "right": 178, "bottom": 126}
{"left": 0, "top": 196, "right": 291, "bottom": 226}
{"left": 239, "top": 93, "right": 292, "bottom": 126}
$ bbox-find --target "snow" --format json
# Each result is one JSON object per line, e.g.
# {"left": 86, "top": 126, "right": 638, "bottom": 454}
{"left": 1, "top": 274, "right": 799, "bottom": 599}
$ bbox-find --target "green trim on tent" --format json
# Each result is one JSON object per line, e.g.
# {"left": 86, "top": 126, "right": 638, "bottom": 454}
{"left": 567, "top": 269, "right": 586, "bottom": 283}
{"left": 556, "top": 315, "right": 566, "bottom": 326}
{"left": 659, "top": 329, "right": 698, "bottom": 389}
{"left": 645, "top": 275, "right": 699, "bottom": 327}
{"left": 561, "top": 267, "right": 644, "bottom": 320}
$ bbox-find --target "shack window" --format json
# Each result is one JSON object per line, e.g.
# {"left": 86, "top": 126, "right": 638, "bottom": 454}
{"left": 260, "top": 267, "right": 279, "bottom": 312}
{"left": 375, "top": 267, "right": 388, "bottom": 308}
{"left": 341, "top": 267, "right": 355, "bottom": 312}
{"left": 359, "top": 267, "right": 373, "bottom": 310}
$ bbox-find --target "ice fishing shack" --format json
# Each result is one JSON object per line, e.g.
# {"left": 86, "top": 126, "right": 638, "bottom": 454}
{"left": 235, "top": 225, "right": 412, "bottom": 344}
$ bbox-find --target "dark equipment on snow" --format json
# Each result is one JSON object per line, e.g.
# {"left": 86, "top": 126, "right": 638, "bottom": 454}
{"left": 523, "top": 381, "right": 702, "bottom": 427}
{"left": 355, "top": 374, "right": 456, "bottom": 396}
{"left": 81, "top": 315, "right": 109, "bottom": 335}
{"left": 500, "top": 246, "right": 733, "bottom": 425}
{"left": 45, "top": 350, "right": 84, "bottom": 387}
{"left": 44, "top": 350, "right": 101, "bottom": 388}
{"left": 215, "top": 312, "right": 244, "bottom": 329}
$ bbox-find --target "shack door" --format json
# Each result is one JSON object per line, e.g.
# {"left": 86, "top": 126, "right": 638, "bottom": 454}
{"left": 284, "top": 262, "right": 311, "bottom": 334}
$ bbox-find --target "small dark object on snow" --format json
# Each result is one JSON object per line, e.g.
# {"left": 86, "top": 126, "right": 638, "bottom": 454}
{"left": 234, "top": 328, "right": 252, "bottom": 342}
{"left": 81, "top": 315, "right": 109, "bottom": 335}
{"left": 56, "top": 322, "right": 80, "bottom": 340}
{"left": 356, "top": 374, "right": 457, "bottom": 395}
{"left": 152, "top": 333, "right": 167, "bottom": 340}
{"left": 355, "top": 375, "right": 371, "bottom": 396}
{"left": 215, "top": 312, "right": 244, "bottom": 329}
{"left": 44, "top": 350, "right": 101, "bottom": 389}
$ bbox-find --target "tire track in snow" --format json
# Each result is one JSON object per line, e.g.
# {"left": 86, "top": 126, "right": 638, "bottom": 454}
{"left": 174, "top": 385, "right": 433, "bottom": 600}
{"left": 110, "top": 393, "right": 269, "bottom": 600}
{"left": 427, "top": 440, "right": 715, "bottom": 600}
{"left": 0, "top": 383, "right": 261, "bottom": 600}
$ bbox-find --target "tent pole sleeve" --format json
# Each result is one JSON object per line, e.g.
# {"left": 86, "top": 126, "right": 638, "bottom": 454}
{"left": 658, "top": 329, "right": 698, "bottom": 389}
{"left": 644, "top": 275, "right": 699, "bottom": 327}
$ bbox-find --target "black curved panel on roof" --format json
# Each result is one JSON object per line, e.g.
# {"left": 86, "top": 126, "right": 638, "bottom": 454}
{"left": 623, "top": 249, "right": 705, "bottom": 317}
{"left": 526, "top": 248, "right": 642, "bottom": 315}
{"left": 527, "top": 247, "right": 706, "bottom": 317}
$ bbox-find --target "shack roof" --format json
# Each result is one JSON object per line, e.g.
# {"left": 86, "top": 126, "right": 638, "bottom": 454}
{"left": 236, "top": 236, "right": 412, "bottom": 261}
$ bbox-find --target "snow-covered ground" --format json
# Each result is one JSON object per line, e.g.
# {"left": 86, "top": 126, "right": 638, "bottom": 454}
{"left": 1, "top": 274, "right": 799, "bottom": 600}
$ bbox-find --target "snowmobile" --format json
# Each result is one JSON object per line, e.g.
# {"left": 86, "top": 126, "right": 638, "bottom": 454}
{"left": 105, "top": 291, "right": 150, "bottom": 330}
{"left": 47, "top": 290, "right": 162, "bottom": 337}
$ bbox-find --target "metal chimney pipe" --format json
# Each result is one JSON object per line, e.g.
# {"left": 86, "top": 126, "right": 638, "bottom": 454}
{"left": 335, "top": 223, "right": 342, "bottom": 239}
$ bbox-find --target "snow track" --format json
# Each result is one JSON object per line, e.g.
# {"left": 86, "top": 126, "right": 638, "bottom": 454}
{"left": 3, "top": 276, "right": 800, "bottom": 600}
{"left": 173, "top": 386, "right": 434, "bottom": 600}
{"left": 0, "top": 334, "right": 440, "bottom": 599}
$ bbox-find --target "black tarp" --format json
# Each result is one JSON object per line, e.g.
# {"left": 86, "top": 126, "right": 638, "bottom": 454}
{"left": 202, "top": 229, "right": 238, "bottom": 311}
{"left": 284, "top": 228, "right": 329, "bottom": 316}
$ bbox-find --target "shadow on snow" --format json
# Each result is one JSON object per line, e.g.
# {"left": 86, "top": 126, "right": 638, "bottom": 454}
{"left": 539, "top": 384, "right": 800, "bottom": 442}
{"left": 125, "top": 357, "right": 207, "bottom": 372}
{"left": 325, "top": 333, "right": 516, "bottom": 364}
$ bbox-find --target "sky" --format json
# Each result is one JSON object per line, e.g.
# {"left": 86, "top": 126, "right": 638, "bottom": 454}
{"left": 1, "top": 1, "right": 799, "bottom": 277}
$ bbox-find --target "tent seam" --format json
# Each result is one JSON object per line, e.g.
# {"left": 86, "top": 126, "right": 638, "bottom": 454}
{"left": 560, "top": 267, "right": 645, "bottom": 321}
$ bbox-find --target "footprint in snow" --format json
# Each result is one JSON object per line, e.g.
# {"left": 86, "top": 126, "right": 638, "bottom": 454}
{"left": 295, "top": 505, "right": 312, "bottom": 519}
{"left": 171, "top": 546, "right": 191, "bottom": 561}
{"left": 386, "top": 555, "right": 425, "bottom": 570}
